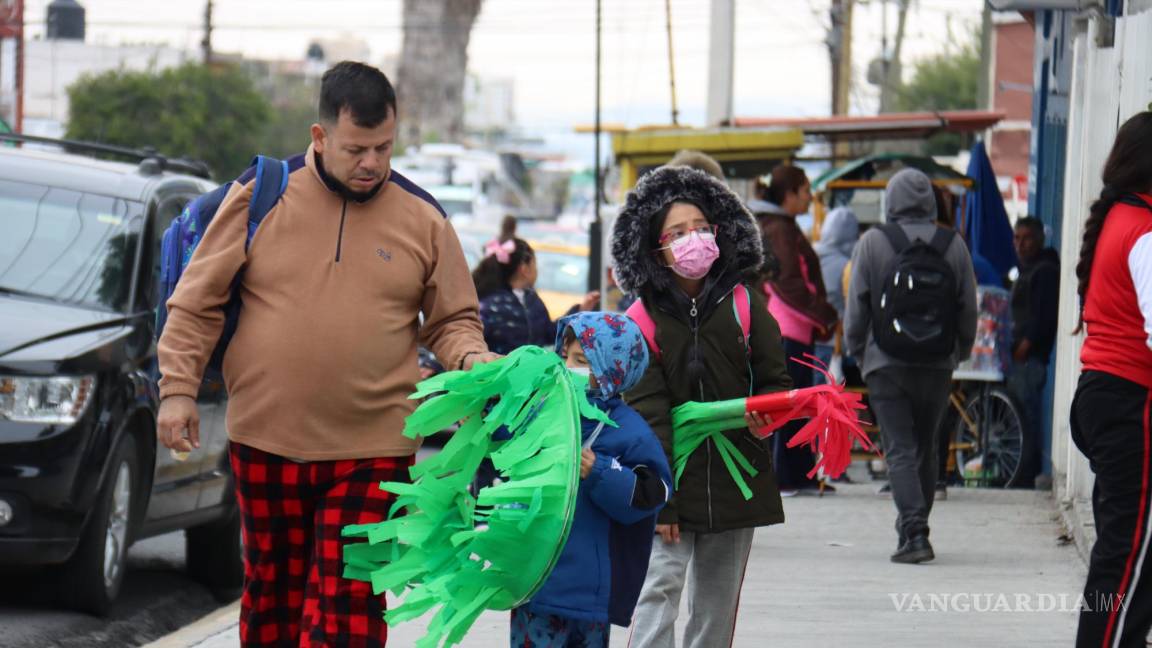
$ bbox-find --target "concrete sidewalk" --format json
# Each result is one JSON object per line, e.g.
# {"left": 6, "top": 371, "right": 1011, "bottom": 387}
{"left": 145, "top": 482, "right": 1084, "bottom": 648}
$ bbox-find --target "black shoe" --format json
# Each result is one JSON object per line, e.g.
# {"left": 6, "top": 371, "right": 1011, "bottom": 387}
{"left": 891, "top": 535, "right": 935, "bottom": 564}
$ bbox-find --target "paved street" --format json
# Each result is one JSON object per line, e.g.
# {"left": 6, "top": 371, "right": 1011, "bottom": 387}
{"left": 0, "top": 531, "right": 230, "bottom": 648}
{"left": 149, "top": 473, "right": 1086, "bottom": 648}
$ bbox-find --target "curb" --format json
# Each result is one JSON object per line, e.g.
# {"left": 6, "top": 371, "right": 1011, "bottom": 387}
{"left": 140, "top": 600, "right": 239, "bottom": 648}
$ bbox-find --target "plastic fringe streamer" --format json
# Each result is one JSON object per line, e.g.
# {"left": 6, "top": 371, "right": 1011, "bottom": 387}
{"left": 671, "top": 355, "right": 872, "bottom": 499}
{"left": 341, "top": 346, "right": 612, "bottom": 648}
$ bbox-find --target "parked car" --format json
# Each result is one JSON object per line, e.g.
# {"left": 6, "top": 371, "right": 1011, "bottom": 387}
{"left": 456, "top": 224, "right": 591, "bottom": 319}
{"left": 0, "top": 137, "right": 242, "bottom": 615}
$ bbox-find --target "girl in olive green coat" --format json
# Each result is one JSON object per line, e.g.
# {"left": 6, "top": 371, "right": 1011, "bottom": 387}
{"left": 612, "top": 165, "right": 792, "bottom": 648}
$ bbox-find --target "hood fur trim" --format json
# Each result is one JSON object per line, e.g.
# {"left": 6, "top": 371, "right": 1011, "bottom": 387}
{"left": 610, "top": 166, "right": 764, "bottom": 295}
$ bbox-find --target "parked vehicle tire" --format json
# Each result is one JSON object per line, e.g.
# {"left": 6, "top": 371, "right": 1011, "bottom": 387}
{"left": 186, "top": 501, "right": 244, "bottom": 602}
{"left": 58, "top": 434, "right": 138, "bottom": 616}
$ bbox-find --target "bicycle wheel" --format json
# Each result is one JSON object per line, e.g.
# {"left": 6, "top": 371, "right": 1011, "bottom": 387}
{"left": 953, "top": 387, "right": 1029, "bottom": 488}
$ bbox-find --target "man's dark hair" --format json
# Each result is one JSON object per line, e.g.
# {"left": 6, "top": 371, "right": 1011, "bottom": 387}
{"left": 1016, "top": 216, "right": 1045, "bottom": 241}
{"left": 319, "top": 61, "right": 397, "bottom": 127}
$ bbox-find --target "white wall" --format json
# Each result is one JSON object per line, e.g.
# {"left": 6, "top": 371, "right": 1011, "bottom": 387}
{"left": 1052, "top": 8, "right": 1152, "bottom": 511}
{"left": 23, "top": 39, "right": 194, "bottom": 129}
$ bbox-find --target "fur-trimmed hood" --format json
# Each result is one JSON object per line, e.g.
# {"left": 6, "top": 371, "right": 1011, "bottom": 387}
{"left": 610, "top": 166, "right": 764, "bottom": 295}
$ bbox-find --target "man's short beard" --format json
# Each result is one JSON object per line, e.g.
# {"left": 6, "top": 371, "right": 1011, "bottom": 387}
{"left": 334, "top": 177, "right": 384, "bottom": 202}
{"left": 315, "top": 150, "right": 385, "bottom": 202}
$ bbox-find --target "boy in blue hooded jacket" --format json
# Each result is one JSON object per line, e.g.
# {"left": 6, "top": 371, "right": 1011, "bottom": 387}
{"left": 510, "top": 311, "right": 672, "bottom": 648}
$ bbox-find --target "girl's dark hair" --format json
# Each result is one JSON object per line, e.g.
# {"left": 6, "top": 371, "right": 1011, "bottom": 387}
{"left": 647, "top": 200, "right": 710, "bottom": 250}
{"left": 1075, "top": 111, "right": 1152, "bottom": 332}
{"left": 763, "top": 165, "right": 809, "bottom": 206}
{"left": 472, "top": 237, "right": 534, "bottom": 299}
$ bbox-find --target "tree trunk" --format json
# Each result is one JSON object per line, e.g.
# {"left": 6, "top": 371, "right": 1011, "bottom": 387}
{"left": 397, "top": 0, "right": 483, "bottom": 148}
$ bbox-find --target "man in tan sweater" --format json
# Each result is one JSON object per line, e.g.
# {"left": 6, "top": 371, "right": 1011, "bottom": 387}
{"left": 156, "top": 61, "right": 495, "bottom": 646}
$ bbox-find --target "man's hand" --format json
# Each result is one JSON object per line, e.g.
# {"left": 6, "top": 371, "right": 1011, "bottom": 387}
{"left": 580, "top": 291, "right": 601, "bottom": 312}
{"left": 745, "top": 410, "right": 773, "bottom": 435}
{"left": 462, "top": 351, "right": 502, "bottom": 371}
{"left": 157, "top": 395, "right": 200, "bottom": 453}
{"left": 1013, "top": 338, "right": 1032, "bottom": 363}
{"left": 656, "top": 523, "right": 681, "bottom": 544}
{"left": 580, "top": 448, "right": 596, "bottom": 479}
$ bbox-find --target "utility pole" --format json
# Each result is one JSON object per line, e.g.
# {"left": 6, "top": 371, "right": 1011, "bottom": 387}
{"left": 878, "top": 0, "right": 909, "bottom": 114}
{"left": 664, "top": 0, "right": 679, "bottom": 126}
{"left": 201, "top": 0, "right": 214, "bottom": 65}
{"left": 828, "top": 0, "right": 854, "bottom": 116}
{"left": 705, "top": 0, "right": 735, "bottom": 127}
{"left": 977, "top": 2, "right": 993, "bottom": 110}
{"left": 589, "top": 0, "right": 602, "bottom": 295}
{"left": 13, "top": 0, "right": 23, "bottom": 133}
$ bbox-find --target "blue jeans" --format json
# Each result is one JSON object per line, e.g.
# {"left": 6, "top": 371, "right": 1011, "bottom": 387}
{"left": 1007, "top": 357, "right": 1048, "bottom": 485}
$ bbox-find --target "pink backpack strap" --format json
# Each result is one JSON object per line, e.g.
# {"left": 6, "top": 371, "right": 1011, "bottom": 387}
{"left": 733, "top": 284, "right": 752, "bottom": 355}
{"left": 625, "top": 299, "right": 661, "bottom": 361}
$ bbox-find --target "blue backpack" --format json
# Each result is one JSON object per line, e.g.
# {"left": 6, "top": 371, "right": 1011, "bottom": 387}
{"left": 155, "top": 155, "right": 289, "bottom": 381}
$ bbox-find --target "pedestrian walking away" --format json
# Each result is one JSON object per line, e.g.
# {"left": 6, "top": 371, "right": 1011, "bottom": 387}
{"left": 1068, "top": 110, "right": 1152, "bottom": 648}
{"left": 844, "top": 167, "right": 978, "bottom": 565}
{"left": 611, "top": 164, "right": 793, "bottom": 648}
{"left": 155, "top": 61, "right": 497, "bottom": 647}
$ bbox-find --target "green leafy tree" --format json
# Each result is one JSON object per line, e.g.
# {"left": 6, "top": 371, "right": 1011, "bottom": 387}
{"left": 893, "top": 27, "right": 981, "bottom": 155}
{"left": 254, "top": 74, "right": 319, "bottom": 160}
{"left": 66, "top": 63, "right": 270, "bottom": 180}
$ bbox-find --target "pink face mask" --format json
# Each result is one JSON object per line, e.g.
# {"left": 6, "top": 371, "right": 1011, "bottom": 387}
{"left": 663, "top": 230, "right": 720, "bottom": 279}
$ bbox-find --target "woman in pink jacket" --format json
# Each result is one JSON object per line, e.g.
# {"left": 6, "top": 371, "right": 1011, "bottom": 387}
{"left": 749, "top": 165, "right": 838, "bottom": 495}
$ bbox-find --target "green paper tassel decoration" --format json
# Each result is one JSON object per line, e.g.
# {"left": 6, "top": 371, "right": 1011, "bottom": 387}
{"left": 342, "top": 346, "right": 611, "bottom": 648}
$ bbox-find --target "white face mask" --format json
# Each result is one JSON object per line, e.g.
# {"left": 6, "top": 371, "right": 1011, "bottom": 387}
{"left": 568, "top": 366, "right": 599, "bottom": 393}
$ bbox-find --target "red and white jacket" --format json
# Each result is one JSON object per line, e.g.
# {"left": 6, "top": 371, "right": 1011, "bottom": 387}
{"left": 1081, "top": 193, "right": 1152, "bottom": 389}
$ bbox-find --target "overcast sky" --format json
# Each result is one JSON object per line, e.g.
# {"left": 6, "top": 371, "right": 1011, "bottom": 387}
{"left": 24, "top": 0, "right": 985, "bottom": 131}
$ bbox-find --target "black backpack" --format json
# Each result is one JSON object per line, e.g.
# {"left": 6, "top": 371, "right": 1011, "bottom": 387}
{"left": 871, "top": 224, "right": 958, "bottom": 361}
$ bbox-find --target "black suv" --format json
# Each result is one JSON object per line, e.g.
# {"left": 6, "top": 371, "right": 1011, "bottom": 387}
{"left": 0, "top": 137, "right": 242, "bottom": 614}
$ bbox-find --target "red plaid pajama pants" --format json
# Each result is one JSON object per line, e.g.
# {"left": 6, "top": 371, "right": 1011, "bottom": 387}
{"left": 230, "top": 442, "right": 413, "bottom": 648}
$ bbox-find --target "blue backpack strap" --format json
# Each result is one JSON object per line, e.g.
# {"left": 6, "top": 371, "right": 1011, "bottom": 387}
{"left": 246, "top": 155, "right": 289, "bottom": 249}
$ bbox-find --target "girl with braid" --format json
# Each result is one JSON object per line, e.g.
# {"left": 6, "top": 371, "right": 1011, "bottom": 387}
{"left": 1070, "top": 111, "right": 1152, "bottom": 648}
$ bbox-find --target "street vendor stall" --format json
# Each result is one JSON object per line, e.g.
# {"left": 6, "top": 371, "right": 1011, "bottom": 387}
{"left": 810, "top": 153, "right": 975, "bottom": 234}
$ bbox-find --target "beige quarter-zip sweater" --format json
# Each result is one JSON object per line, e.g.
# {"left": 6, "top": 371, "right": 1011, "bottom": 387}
{"left": 158, "top": 147, "right": 487, "bottom": 460}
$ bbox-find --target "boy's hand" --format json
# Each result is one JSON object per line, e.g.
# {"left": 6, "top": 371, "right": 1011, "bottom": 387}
{"left": 745, "top": 410, "right": 773, "bottom": 435}
{"left": 580, "top": 449, "right": 596, "bottom": 479}
{"left": 656, "top": 523, "right": 681, "bottom": 544}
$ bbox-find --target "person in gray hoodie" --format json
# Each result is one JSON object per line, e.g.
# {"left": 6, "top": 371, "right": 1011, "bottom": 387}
{"left": 844, "top": 168, "right": 977, "bottom": 564}
{"left": 814, "top": 206, "right": 860, "bottom": 318}
{"left": 813, "top": 207, "right": 860, "bottom": 385}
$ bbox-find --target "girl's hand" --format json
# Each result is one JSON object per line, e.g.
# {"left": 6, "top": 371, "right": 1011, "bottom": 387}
{"left": 745, "top": 410, "right": 773, "bottom": 435}
{"left": 580, "top": 449, "right": 596, "bottom": 479}
{"left": 656, "top": 523, "right": 681, "bottom": 544}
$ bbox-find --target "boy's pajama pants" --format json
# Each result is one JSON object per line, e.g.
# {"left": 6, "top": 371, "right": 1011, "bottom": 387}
{"left": 229, "top": 442, "right": 413, "bottom": 647}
